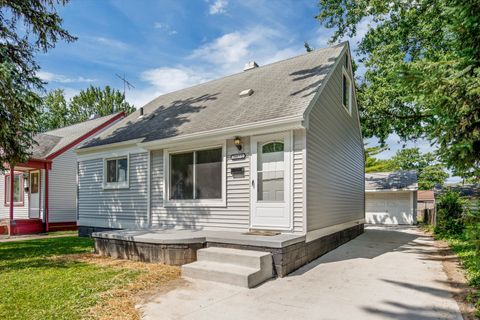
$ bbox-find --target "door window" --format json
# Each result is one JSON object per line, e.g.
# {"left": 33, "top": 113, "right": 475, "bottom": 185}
{"left": 257, "top": 141, "right": 284, "bottom": 202}
{"left": 30, "top": 172, "right": 39, "bottom": 194}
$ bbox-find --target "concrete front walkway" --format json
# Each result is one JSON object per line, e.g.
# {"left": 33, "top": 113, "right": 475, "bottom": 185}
{"left": 142, "top": 226, "right": 463, "bottom": 320}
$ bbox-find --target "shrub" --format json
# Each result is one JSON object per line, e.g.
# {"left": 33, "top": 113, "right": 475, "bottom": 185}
{"left": 465, "top": 199, "right": 480, "bottom": 252}
{"left": 435, "top": 190, "right": 465, "bottom": 236}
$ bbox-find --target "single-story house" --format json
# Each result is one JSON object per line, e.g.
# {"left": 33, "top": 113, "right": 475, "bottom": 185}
{"left": 0, "top": 113, "right": 125, "bottom": 235}
{"left": 76, "top": 42, "right": 365, "bottom": 277}
{"left": 365, "top": 171, "right": 418, "bottom": 225}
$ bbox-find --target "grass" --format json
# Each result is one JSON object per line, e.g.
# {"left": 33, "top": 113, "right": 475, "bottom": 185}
{"left": 0, "top": 236, "right": 180, "bottom": 320}
{"left": 437, "top": 233, "right": 480, "bottom": 317}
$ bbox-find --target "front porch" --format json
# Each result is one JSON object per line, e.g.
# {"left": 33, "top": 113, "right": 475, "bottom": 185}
{"left": 1, "top": 159, "right": 51, "bottom": 236}
{"left": 91, "top": 224, "right": 364, "bottom": 277}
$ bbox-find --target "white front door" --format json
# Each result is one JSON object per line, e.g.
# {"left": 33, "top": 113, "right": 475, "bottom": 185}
{"left": 29, "top": 171, "right": 41, "bottom": 218}
{"left": 250, "top": 132, "right": 291, "bottom": 230}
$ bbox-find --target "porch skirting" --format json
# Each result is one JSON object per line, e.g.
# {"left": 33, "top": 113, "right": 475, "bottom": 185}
{"left": 91, "top": 224, "right": 364, "bottom": 277}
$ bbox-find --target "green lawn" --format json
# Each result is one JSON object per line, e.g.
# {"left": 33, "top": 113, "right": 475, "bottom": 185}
{"left": 0, "top": 236, "right": 141, "bottom": 320}
{"left": 444, "top": 235, "right": 480, "bottom": 316}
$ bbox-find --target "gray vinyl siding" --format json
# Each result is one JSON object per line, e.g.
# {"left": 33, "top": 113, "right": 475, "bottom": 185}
{"left": 292, "top": 130, "right": 305, "bottom": 232}
{"left": 150, "top": 134, "right": 305, "bottom": 233}
{"left": 150, "top": 138, "right": 251, "bottom": 231}
{"left": 48, "top": 147, "right": 78, "bottom": 222}
{"left": 0, "top": 173, "right": 29, "bottom": 219}
{"left": 77, "top": 152, "right": 148, "bottom": 228}
{"left": 306, "top": 52, "right": 365, "bottom": 232}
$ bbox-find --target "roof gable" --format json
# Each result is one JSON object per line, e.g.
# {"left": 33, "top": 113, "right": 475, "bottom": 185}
{"left": 83, "top": 43, "right": 347, "bottom": 149}
{"left": 30, "top": 112, "right": 124, "bottom": 159}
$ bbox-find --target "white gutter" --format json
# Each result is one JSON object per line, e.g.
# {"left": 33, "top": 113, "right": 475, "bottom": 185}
{"left": 75, "top": 138, "right": 145, "bottom": 154}
{"left": 138, "top": 115, "right": 305, "bottom": 150}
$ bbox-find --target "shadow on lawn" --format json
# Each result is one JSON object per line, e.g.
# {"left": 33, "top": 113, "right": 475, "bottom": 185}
{"left": 0, "top": 236, "right": 94, "bottom": 270}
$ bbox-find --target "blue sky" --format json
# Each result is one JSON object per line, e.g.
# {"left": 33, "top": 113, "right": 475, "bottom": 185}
{"left": 36, "top": 0, "right": 453, "bottom": 179}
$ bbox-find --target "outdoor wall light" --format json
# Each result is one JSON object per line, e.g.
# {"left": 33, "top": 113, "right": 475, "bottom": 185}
{"left": 234, "top": 137, "right": 242, "bottom": 151}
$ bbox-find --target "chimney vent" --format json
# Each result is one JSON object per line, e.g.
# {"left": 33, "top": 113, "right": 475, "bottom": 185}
{"left": 243, "top": 61, "right": 259, "bottom": 71}
{"left": 139, "top": 107, "right": 144, "bottom": 116}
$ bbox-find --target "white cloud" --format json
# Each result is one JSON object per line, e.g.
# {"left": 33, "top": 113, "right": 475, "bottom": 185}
{"left": 189, "top": 26, "right": 301, "bottom": 74}
{"left": 141, "top": 67, "right": 209, "bottom": 94}
{"left": 209, "top": 0, "right": 228, "bottom": 15}
{"left": 126, "top": 66, "right": 212, "bottom": 108}
{"left": 190, "top": 32, "right": 250, "bottom": 65}
{"left": 153, "top": 22, "right": 178, "bottom": 35}
{"left": 128, "top": 25, "right": 302, "bottom": 107}
{"left": 61, "top": 87, "right": 81, "bottom": 101}
{"left": 37, "top": 71, "right": 97, "bottom": 83}
{"left": 92, "top": 36, "right": 128, "bottom": 49}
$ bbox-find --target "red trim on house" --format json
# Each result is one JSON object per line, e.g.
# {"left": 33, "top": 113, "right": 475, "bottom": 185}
{"left": 45, "top": 168, "right": 49, "bottom": 232}
{"left": 47, "top": 221, "right": 77, "bottom": 232}
{"left": 9, "top": 219, "right": 44, "bottom": 235}
{"left": 0, "top": 224, "right": 7, "bottom": 235}
{"left": 4, "top": 171, "right": 24, "bottom": 207}
{"left": 16, "top": 159, "right": 52, "bottom": 170}
{"left": 46, "top": 112, "right": 125, "bottom": 160}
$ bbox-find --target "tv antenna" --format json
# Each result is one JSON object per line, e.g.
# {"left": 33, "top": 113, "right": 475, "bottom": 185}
{"left": 116, "top": 73, "right": 135, "bottom": 98}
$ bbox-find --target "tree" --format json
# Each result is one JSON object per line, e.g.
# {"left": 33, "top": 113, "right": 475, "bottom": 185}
{"left": 38, "top": 89, "right": 69, "bottom": 132}
{"left": 38, "top": 86, "right": 135, "bottom": 131}
{"left": 389, "top": 148, "right": 435, "bottom": 172}
{"left": 365, "top": 145, "right": 392, "bottom": 173}
{"left": 0, "top": 0, "right": 75, "bottom": 169}
{"left": 418, "top": 165, "right": 449, "bottom": 190}
{"left": 316, "top": 0, "right": 480, "bottom": 179}
{"left": 69, "top": 86, "right": 135, "bottom": 124}
{"left": 388, "top": 147, "right": 448, "bottom": 189}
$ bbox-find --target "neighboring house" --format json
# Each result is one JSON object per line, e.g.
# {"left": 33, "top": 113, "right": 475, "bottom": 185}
{"left": 417, "top": 190, "right": 436, "bottom": 223}
{"left": 76, "top": 42, "right": 364, "bottom": 263}
{"left": 0, "top": 113, "right": 125, "bottom": 235}
{"left": 365, "top": 171, "right": 418, "bottom": 225}
{"left": 417, "top": 190, "right": 435, "bottom": 211}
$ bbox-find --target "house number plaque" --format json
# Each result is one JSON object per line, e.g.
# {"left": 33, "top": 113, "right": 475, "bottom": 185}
{"left": 230, "top": 153, "right": 246, "bottom": 161}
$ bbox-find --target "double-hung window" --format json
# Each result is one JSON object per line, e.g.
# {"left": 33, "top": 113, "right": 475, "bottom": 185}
{"left": 167, "top": 145, "right": 225, "bottom": 205}
{"left": 5, "top": 173, "right": 24, "bottom": 206}
{"left": 104, "top": 156, "right": 129, "bottom": 189}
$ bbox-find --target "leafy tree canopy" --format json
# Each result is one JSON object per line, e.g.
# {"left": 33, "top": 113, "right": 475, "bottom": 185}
{"left": 38, "top": 86, "right": 135, "bottom": 132}
{"left": 316, "top": 0, "right": 480, "bottom": 179}
{"left": 0, "top": 0, "right": 75, "bottom": 169}
{"left": 365, "top": 145, "right": 391, "bottom": 173}
{"left": 366, "top": 147, "right": 449, "bottom": 189}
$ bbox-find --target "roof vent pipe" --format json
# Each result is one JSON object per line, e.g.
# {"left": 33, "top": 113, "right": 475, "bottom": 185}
{"left": 243, "top": 61, "right": 259, "bottom": 71}
{"left": 139, "top": 107, "right": 144, "bottom": 116}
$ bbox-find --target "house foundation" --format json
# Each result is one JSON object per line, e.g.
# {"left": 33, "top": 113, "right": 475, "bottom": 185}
{"left": 90, "top": 224, "right": 364, "bottom": 277}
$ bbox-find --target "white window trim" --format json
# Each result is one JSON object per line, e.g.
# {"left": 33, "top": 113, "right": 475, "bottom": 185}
{"left": 342, "top": 66, "right": 352, "bottom": 115}
{"left": 102, "top": 154, "right": 130, "bottom": 190}
{"left": 163, "top": 141, "right": 227, "bottom": 207}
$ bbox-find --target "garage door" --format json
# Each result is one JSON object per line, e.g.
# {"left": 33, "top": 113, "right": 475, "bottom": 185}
{"left": 366, "top": 192, "right": 414, "bottom": 225}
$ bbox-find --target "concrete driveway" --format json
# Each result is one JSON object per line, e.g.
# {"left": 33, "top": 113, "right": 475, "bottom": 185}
{"left": 142, "top": 226, "right": 463, "bottom": 320}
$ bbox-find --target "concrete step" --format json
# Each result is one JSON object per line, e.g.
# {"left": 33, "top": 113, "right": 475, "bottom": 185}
{"left": 198, "top": 247, "right": 271, "bottom": 268}
{"left": 182, "top": 247, "right": 273, "bottom": 288}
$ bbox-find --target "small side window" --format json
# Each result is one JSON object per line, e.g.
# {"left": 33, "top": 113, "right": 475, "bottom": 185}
{"left": 342, "top": 73, "right": 351, "bottom": 114}
{"left": 104, "top": 156, "right": 129, "bottom": 188}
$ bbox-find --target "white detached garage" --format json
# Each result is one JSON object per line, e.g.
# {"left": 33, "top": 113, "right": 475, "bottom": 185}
{"left": 365, "top": 171, "right": 418, "bottom": 225}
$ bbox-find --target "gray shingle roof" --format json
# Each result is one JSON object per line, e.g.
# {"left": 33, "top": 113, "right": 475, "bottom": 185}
{"left": 365, "top": 171, "right": 418, "bottom": 191}
{"left": 30, "top": 113, "right": 122, "bottom": 159}
{"left": 82, "top": 42, "right": 347, "bottom": 149}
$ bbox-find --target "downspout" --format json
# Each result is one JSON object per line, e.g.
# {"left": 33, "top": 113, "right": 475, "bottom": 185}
{"left": 45, "top": 163, "right": 49, "bottom": 232}
{"left": 9, "top": 167, "right": 14, "bottom": 236}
